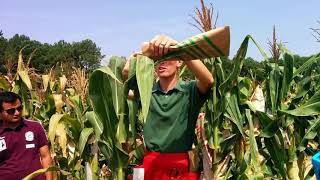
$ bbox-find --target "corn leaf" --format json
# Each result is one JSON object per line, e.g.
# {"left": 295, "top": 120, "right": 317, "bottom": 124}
{"left": 298, "top": 118, "right": 320, "bottom": 151}
{"left": 269, "top": 67, "right": 280, "bottom": 113}
{"left": 246, "top": 109, "right": 261, "bottom": 174}
{"left": 108, "top": 57, "right": 128, "bottom": 144}
{"left": 69, "top": 95, "right": 84, "bottom": 125}
{"left": 254, "top": 111, "right": 279, "bottom": 138}
{"left": 89, "top": 66, "right": 119, "bottom": 138}
{"left": 90, "top": 153, "right": 99, "bottom": 180}
{"left": 264, "top": 137, "right": 287, "bottom": 179}
{"left": 17, "top": 70, "right": 32, "bottom": 90}
{"left": 78, "top": 128, "right": 94, "bottom": 156}
{"left": 225, "top": 90, "right": 244, "bottom": 136}
{"left": 293, "top": 75, "right": 316, "bottom": 100}
{"left": 48, "top": 114, "right": 80, "bottom": 147}
{"left": 98, "top": 140, "right": 113, "bottom": 160}
{"left": 42, "top": 74, "right": 50, "bottom": 92}
{"left": 59, "top": 75, "right": 67, "bottom": 92}
{"left": 260, "top": 120, "right": 278, "bottom": 138}
{"left": 238, "top": 77, "right": 252, "bottom": 104}
{"left": 219, "top": 35, "right": 268, "bottom": 94}
{"left": 17, "top": 47, "right": 26, "bottom": 71}
{"left": 52, "top": 94, "right": 63, "bottom": 113}
{"left": 61, "top": 116, "right": 81, "bottom": 141}
{"left": 48, "top": 114, "right": 65, "bottom": 146}
{"left": 279, "top": 53, "right": 293, "bottom": 101}
{"left": 108, "top": 56, "right": 126, "bottom": 115}
{"left": 86, "top": 111, "right": 103, "bottom": 140}
{"left": 89, "top": 66, "right": 128, "bottom": 175}
{"left": 293, "top": 54, "right": 320, "bottom": 78}
{"left": 282, "top": 90, "right": 320, "bottom": 116}
{"left": 56, "top": 123, "right": 67, "bottom": 157}
{"left": 0, "top": 77, "right": 10, "bottom": 90}
{"left": 23, "top": 166, "right": 61, "bottom": 180}
{"left": 127, "top": 99, "right": 138, "bottom": 146}
{"left": 136, "top": 55, "right": 154, "bottom": 123}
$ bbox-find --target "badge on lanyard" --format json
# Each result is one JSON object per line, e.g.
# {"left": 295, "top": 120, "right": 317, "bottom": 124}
{"left": 25, "top": 131, "right": 34, "bottom": 141}
{"left": 0, "top": 137, "right": 7, "bottom": 151}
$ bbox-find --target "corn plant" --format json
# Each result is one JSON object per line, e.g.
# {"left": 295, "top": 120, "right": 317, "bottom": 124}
{"left": 200, "top": 30, "right": 320, "bottom": 179}
{"left": 88, "top": 56, "right": 152, "bottom": 179}
{"left": 199, "top": 35, "right": 268, "bottom": 179}
{"left": 250, "top": 51, "right": 320, "bottom": 179}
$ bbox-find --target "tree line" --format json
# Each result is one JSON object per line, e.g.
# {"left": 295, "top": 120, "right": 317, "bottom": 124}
{"left": 0, "top": 30, "right": 318, "bottom": 81}
{"left": 0, "top": 30, "right": 104, "bottom": 75}
{"left": 181, "top": 54, "right": 319, "bottom": 83}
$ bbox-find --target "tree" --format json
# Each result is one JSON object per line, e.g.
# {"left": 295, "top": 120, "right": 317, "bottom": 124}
{"left": 4, "top": 34, "right": 32, "bottom": 61}
{"left": 241, "top": 57, "right": 265, "bottom": 82}
{"left": 31, "top": 43, "right": 53, "bottom": 73}
{"left": 71, "top": 39, "right": 104, "bottom": 71}
{"left": 0, "top": 31, "right": 7, "bottom": 72}
{"left": 2, "top": 34, "right": 32, "bottom": 74}
{"left": 294, "top": 54, "right": 320, "bottom": 75}
{"left": 43, "top": 40, "right": 73, "bottom": 74}
{"left": 0, "top": 34, "right": 105, "bottom": 74}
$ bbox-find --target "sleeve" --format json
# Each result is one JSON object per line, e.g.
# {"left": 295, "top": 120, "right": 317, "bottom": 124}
{"left": 36, "top": 123, "right": 49, "bottom": 148}
{"left": 189, "top": 80, "right": 211, "bottom": 108}
{"left": 188, "top": 80, "right": 211, "bottom": 126}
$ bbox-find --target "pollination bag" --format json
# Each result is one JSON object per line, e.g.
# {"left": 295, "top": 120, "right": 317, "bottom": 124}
{"left": 142, "top": 26, "right": 230, "bottom": 61}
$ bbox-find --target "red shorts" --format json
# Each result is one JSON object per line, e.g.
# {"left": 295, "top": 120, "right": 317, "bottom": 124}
{"left": 130, "top": 151, "right": 200, "bottom": 180}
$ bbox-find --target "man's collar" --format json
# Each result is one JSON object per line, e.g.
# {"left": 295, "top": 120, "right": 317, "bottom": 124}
{"left": 152, "top": 80, "right": 185, "bottom": 93}
{"left": 0, "top": 118, "right": 26, "bottom": 134}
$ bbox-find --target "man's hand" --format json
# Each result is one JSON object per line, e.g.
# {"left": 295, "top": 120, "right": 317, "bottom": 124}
{"left": 122, "top": 51, "right": 142, "bottom": 81}
{"left": 141, "top": 35, "right": 178, "bottom": 58}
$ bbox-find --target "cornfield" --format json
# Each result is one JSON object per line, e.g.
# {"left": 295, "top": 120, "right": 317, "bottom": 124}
{"left": 1, "top": 1, "right": 320, "bottom": 179}
{"left": 2, "top": 31, "right": 319, "bottom": 179}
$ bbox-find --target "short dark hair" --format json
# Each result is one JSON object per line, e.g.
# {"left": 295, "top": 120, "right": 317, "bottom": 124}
{"left": 0, "top": 92, "right": 22, "bottom": 111}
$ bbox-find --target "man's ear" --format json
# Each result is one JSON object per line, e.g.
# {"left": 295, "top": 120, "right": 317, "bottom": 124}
{"left": 177, "top": 60, "right": 183, "bottom": 68}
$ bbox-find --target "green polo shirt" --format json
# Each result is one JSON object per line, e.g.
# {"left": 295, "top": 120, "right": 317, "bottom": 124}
{"left": 143, "top": 80, "right": 208, "bottom": 153}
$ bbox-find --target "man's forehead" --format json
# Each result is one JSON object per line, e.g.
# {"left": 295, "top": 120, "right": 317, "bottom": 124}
{"left": 157, "top": 59, "right": 181, "bottom": 64}
{"left": 2, "top": 100, "right": 21, "bottom": 107}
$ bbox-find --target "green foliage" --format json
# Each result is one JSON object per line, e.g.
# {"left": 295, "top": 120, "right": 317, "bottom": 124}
{"left": 23, "top": 166, "right": 62, "bottom": 180}
{"left": 72, "top": 39, "right": 103, "bottom": 71}
{"left": 89, "top": 58, "right": 129, "bottom": 179}
{"left": 0, "top": 34, "right": 7, "bottom": 72}
{"left": 2, "top": 29, "right": 320, "bottom": 179}
{"left": 135, "top": 55, "right": 154, "bottom": 123}
{"left": 198, "top": 35, "right": 320, "bottom": 179}
{"left": 0, "top": 33, "right": 104, "bottom": 74}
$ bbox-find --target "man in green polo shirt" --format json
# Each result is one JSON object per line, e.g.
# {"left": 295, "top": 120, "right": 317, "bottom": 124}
{"left": 123, "top": 35, "right": 213, "bottom": 180}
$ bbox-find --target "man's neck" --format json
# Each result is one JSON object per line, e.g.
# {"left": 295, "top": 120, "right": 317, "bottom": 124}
{"left": 159, "top": 76, "right": 179, "bottom": 93}
{"left": 0, "top": 119, "right": 22, "bottom": 129}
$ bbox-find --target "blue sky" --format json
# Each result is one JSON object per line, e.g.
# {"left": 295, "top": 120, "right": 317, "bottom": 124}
{"left": 1, "top": 0, "right": 319, "bottom": 63}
